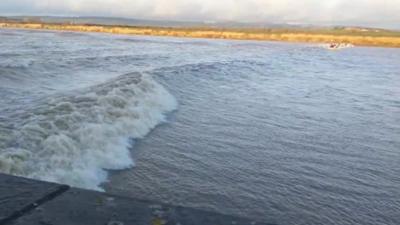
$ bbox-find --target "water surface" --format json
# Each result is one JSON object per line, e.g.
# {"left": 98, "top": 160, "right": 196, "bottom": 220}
{"left": 0, "top": 29, "right": 399, "bottom": 225}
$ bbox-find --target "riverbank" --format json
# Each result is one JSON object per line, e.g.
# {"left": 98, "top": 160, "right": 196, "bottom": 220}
{"left": 1, "top": 22, "right": 400, "bottom": 48}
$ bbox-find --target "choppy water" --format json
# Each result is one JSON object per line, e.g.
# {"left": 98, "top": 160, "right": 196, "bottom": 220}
{"left": 1, "top": 29, "right": 399, "bottom": 225}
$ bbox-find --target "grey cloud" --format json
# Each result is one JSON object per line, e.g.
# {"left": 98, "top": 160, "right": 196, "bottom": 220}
{"left": 0, "top": 0, "right": 399, "bottom": 29}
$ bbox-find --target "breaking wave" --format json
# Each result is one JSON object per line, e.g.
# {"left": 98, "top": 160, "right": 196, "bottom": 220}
{"left": 0, "top": 72, "right": 177, "bottom": 190}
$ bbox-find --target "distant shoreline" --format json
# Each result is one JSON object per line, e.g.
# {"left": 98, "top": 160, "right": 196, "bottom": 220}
{"left": 1, "top": 22, "right": 400, "bottom": 48}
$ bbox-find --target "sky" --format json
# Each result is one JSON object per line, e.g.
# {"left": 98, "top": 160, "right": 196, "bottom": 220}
{"left": 1, "top": 0, "right": 399, "bottom": 29}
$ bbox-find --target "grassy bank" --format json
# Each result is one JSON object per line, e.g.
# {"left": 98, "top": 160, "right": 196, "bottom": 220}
{"left": 1, "top": 22, "right": 400, "bottom": 48}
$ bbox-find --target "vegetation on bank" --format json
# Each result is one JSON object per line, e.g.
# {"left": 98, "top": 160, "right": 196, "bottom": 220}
{"left": 1, "top": 21, "right": 400, "bottom": 48}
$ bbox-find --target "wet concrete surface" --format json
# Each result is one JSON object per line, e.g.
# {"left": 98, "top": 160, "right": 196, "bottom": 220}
{"left": 0, "top": 173, "right": 270, "bottom": 225}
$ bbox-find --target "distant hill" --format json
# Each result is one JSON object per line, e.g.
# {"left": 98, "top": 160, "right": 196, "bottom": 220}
{"left": 3, "top": 15, "right": 398, "bottom": 34}
{"left": 4, "top": 15, "right": 317, "bottom": 29}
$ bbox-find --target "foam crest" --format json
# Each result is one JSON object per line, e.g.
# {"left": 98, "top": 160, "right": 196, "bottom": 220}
{"left": 0, "top": 73, "right": 177, "bottom": 190}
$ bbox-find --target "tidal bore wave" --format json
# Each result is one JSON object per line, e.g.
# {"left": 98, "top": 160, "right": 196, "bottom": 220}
{"left": 0, "top": 72, "right": 177, "bottom": 190}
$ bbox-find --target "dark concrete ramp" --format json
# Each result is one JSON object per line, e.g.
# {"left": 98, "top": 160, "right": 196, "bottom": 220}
{"left": 0, "top": 174, "right": 68, "bottom": 224}
{"left": 0, "top": 174, "right": 268, "bottom": 225}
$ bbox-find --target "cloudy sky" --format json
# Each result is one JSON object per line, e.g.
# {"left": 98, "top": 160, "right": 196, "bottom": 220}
{"left": 1, "top": 0, "right": 399, "bottom": 29}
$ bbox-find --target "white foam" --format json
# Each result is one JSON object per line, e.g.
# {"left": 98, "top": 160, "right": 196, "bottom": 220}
{"left": 0, "top": 73, "right": 177, "bottom": 190}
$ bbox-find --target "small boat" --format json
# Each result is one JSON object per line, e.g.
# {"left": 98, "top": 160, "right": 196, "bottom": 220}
{"left": 329, "top": 43, "right": 339, "bottom": 49}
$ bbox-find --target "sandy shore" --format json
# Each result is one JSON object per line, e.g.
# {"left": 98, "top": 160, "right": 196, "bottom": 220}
{"left": 1, "top": 22, "right": 400, "bottom": 48}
